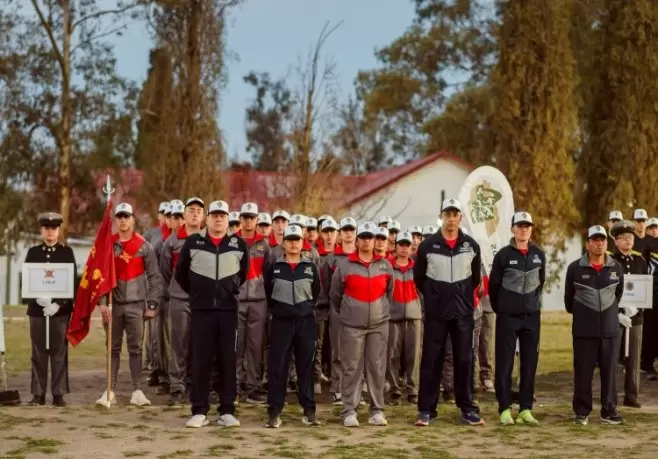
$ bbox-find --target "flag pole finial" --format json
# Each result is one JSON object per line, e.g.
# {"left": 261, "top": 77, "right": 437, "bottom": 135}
{"left": 102, "top": 175, "right": 115, "bottom": 202}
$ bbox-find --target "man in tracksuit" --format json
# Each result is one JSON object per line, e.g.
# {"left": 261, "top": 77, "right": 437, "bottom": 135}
{"left": 641, "top": 217, "right": 658, "bottom": 379}
{"left": 263, "top": 225, "right": 322, "bottom": 428}
{"left": 565, "top": 225, "right": 624, "bottom": 426}
{"left": 323, "top": 217, "right": 357, "bottom": 405}
{"left": 488, "top": 212, "right": 546, "bottom": 425}
{"left": 330, "top": 221, "right": 394, "bottom": 427}
{"left": 160, "top": 197, "right": 205, "bottom": 406}
{"left": 175, "top": 200, "right": 250, "bottom": 429}
{"left": 96, "top": 203, "right": 163, "bottom": 407}
{"left": 610, "top": 220, "right": 648, "bottom": 407}
{"left": 234, "top": 202, "right": 270, "bottom": 404}
{"left": 386, "top": 231, "right": 422, "bottom": 405}
{"left": 414, "top": 199, "right": 483, "bottom": 427}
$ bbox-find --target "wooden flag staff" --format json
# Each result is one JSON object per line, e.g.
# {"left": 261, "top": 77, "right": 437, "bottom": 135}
{"left": 103, "top": 175, "right": 115, "bottom": 407}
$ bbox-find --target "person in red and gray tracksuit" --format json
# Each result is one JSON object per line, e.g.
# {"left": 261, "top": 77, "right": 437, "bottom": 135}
{"left": 96, "top": 203, "right": 163, "bottom": 407}
{"left": 235, "top": 202, "right": 270, "bottom": 404}
{"left": 330, "top": 222, "right": 394, "bottom": 428}
{"left": 160, "top": 197, "right": 205, "bottom": 406}
{"left": 323, "top": 217, "right": 357, "bottom": 405}
{"left": 386, "top": 231, "right": 422, "bottom": 405}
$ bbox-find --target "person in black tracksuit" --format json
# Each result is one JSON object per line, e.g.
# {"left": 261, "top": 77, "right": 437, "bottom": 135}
{"left": 565, "top": 225, "right": 624, "bottom": 426}
{"left": 175, "top": 200, "right": 250, "bottom": 428}
{"left": 414, "top": 199, "right": 482, "bottom": 427}
{"left": 488, "top": 212, "right": 546, "bottom": 424}
{"left": 640, "top": 219, "right": 658, "bottom": 379}
{"left": 263, "top": 225, "right": 321, "bottom": 428}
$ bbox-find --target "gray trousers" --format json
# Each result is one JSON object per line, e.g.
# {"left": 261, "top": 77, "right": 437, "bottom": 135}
{"left": 104, "top": 302, "right": 145, "bottom": 391}
{"left": 478, "top": 311, "right": 495, "bottom": 382}
{"left": 622, "top": 324, "right": 643, "bottom": 404}
{"left": 236, "top": 299, "right": 267, "bottom": 394}
{"left": 156, "top": 300, "right": 170, "bottom": 382}
{"left": 386, "top": 320, "right": 421, "bottom": 395}
{"left": 168, "top": 298, "right": 192, "bottom": 394}
{"left": 330, "top": 308, "right": 342, "bottom": 393}
{"left": 30, "top": 315, "right": 70, "bottom": 396}
{"left": 340, "top": 322, "right": 389, "bottom": 416}
{"left": 443, "top": 316, "right": 482, "bottom": 392}
{"left": 314, "top": 309, "right": 330, "bottom": 381}
{"left": 143, "top": 320, "right": 155, "bottom": 370}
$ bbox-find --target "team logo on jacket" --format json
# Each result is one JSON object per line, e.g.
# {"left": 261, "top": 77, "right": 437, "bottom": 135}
{"left": 304, "top": 267, "right": 313, "bottom": 276}
{"left": 228, "top": 237, "right": 239, "bottom": 248}
{"left": 533, "top": 254, "right": 541, "bottom": 264}
{"left": 610, "top": 271, "right": 618, "bottom": 280}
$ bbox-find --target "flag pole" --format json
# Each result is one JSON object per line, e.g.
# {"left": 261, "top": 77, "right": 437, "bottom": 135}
{"left": 102, "top": 175, "right": 115, "bottom": 406}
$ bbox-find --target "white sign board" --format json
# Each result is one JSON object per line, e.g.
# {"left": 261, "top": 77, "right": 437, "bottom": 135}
{"left": 21, "top": 263, "right": 75, "bottom": 299}
{"left": 619, "top": 274, "right": 653, "bottom": 309}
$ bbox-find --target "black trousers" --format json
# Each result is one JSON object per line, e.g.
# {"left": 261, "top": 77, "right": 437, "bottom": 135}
{"left": 573, "top": 335, "right": 619, "bottom": 417}
{"left": 190, "top": 310, "right": 237, "bottom": 417}
{"left": 640, "top": 306, "right": 657, "bottom": 371}
{"left": 417, "top": 315, "right": 478, "bottom": 416}
{"left": 267, "top": 315, "right": 316, "bottom": 417}
{"left": 495, "top": 312, "right": 540, "bottom": 413}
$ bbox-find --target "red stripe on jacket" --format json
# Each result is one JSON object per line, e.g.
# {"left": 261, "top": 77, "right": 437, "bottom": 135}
{"left": 343, "top": 252, "right": 390, "bottom": 302}
{"left": 113, "top": 232, "right": 146, "bottom": 281}
{"left": 237, "top": 231, "right": 266, "bottom": 281}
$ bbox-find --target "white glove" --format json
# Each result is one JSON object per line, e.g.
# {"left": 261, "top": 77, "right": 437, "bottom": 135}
{"left": 36, "top": 297, "right": 53, "bottom": 308}
{"left": 43, "top": 303, "right": 60, "bottom": 317}
{"left": 624, "top": 306, "right": 639, "bottom": 318}
{"left": 618, "top": 313, "right": 632, "bottom": 329}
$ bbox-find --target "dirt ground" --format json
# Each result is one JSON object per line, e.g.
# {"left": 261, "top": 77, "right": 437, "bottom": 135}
{"left": 1, "top": 312, "right": 658, "bottom": 459}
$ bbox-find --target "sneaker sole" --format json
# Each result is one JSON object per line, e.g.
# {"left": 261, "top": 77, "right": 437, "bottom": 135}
{"left": 415, "top": 420, "right": 429, "bottom": 427}
{"left": 186, "top": 421, "right": 210, "bottom": 428}
{"left": 245, "top": 399, "right": 266, "bottom": 405}
{"left": 600, "top": 418, "right": 622, "bottom": 425}
{"left": 461, "top": 419, "right": 485, "bottom": 426}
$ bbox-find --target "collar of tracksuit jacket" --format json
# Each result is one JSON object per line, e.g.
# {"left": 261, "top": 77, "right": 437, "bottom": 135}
{"left": 173, "top": 228, "right": 249, "bottom": 312}
{"left": 413, "top": 229, "right": 481, "bottom": 320}
{"left": 566, "top": 254, "right": 623, "bottom": 338}
{"left": 265, "top": 255, "right": 318, "bottom": 318}
{"left": 489, "top": 241, "right": 545, "bottom": 316}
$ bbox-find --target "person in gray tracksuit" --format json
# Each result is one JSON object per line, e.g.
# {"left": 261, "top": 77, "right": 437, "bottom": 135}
{"left": 96, "top": 203, "right": 163, "bottom": 407}
{"left": 330, "top": 222, "right": 394, "bottom": 427}
{"left": 160, "top": 197, "right": 205, "bottom": 406}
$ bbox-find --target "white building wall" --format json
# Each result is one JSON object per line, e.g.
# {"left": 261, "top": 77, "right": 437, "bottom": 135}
{"left": 346, "top": 158, "right": 584, "bottom": 311}
{"left": 0, "top": 236, "right": 92, "bottom": 306}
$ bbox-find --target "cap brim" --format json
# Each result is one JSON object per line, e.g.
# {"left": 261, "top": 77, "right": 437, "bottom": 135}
{"left": 396, "top": 239, "right": 412, "bottom": 244}
{"left": 283, "top": 235, "right": 302, "bottom": 241}
{"left": 209, "top": 210, "right": 229, "bottom": 215}
{"left": 340, "top": 225, "right": 356, "bottom": 230}
{"left": 186, "top": 200, "right": 204, "bottom": 208}
{"left": 115, "top": 212, "right": 133, "bottom": 217}
{"left": 441, "top": 206, "right": 461, "bottom": 212}
{"left": 240, "top": 212, "right": 258, "bottom": 217}
{"left": 588, "top": 232, "right": 606, "bottom": 239}
{"left": 322, "top": 226, "right": 338, "bottom": 232}
{"left": 513, "top": 220, "right": 533, "bottom": 226}
{"left": 39, "top": 220, "right": 62, "bottom": 227}
{"left": 357, "top": 231, "right": 375, "bottom": 238}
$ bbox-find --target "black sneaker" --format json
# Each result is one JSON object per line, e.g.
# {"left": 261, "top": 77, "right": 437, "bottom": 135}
{"left": 266, "top": 414, "right": 282, "bottom": 428}
{"left": 52, "top": 395, "right": 66, "bottom": 407}
{"left": 246, "top": 391, "right": 267, "bottom": 405}
{"left": 302, "top": 412, "right": 320, "bottom": 426}
{"left": 388, "top": 393, "right": 402, "bottom": 406}
{"left": 600, "top": 413, "right": 623, "bottom": 425}
{"left": 168, "top": 392, "right": 184, "bottom": 407}
{"left": 147, "top": 372, "right": 160, "bottom": 387}
{"left": 623, "top": 398, "right": 641, "bottom": 408}
{"left": 574, "top": 415, "right": 589, "bottom": 425}
{"left": 28, "top": 395, "right": 45, "bottom": 406}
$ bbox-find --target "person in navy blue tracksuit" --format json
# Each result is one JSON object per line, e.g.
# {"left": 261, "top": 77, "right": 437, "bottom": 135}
{"left": 263, "top": 225, "right": 321, "bottom": 428}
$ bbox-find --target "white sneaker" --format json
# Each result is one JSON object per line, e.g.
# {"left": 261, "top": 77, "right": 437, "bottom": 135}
{"left": 368, "top": 412, "right": 388, "bottom": 426}
{"left": 483, "top": 379, "right": 495, "bottom": 393}
{"left": 186, "top": 414, "right": 209, "bottom": 428}
{"left": 343, "top": 413, "right": 359, "bottom": 427}
{"left": 130, "top": 390, "right": 151, "bottom": 406}
{"left": 314, "top": 383, "right": 322, "bottom": 395}
{"left": 362, "top": 382, "right": 368, "bottom": 393}
{"left": 217, "top": 414, "right": 240, "bottom": 427}
{"left": 95, "top": 390, "right": 116, "bottom": 406}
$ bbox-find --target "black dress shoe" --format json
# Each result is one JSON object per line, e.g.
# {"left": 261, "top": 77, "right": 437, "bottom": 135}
{"left": 623, "top": 399, "right": 641, "bottom": 408}
{"left": 52, "top": 395, "right": 67, "bottom": 407}
{"left": 28, "top": 395, "right": 46, "bottom": 406}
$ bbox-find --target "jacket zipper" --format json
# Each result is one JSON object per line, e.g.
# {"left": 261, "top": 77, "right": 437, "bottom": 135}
{"left": 214, "top": 238, "right": 220, "bottom": 309}
{"left": 368, "top": 263, "right": 371, "bottom": 328}
{"left": 522, "top": 250, "right": 528, "bottom": 315}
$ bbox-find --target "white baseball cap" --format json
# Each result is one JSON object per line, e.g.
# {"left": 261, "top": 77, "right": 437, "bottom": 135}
{"left": 290, "top": 214, "right": 307, "bottom": 227}
{"left": 388, "top": 220, "right": 401, "bottom": 232}
{"left": 240, "top": 202, "right": 258, "bottom": 216}
{"left": 318, "top": 214, "right": 332, "bottom": 224}
{"left": 441, "top": 198, "right": 462, "bottom": 212}
{"left": 647, "top": 217, "right": 658, "bottom": 228}
{"left": 185, "top": 197, "right": 204, "bottom": 208}
{"left": 396, "top": 231, "right": 412, "bottom": 244}
{"left": 158, "top": 201, "right": 169, "bottom": 213}
{"left": 163, "top": 201, "right": 173, "bottom": 215}
{"left": 169, "top": 200, "right": 185, "bottom": 215}
{"left": 283, "top": 225, "right": 303, "bottom": 240}
{"left": 378, "top": 216, "right": 393, "bottom": 226}
{"left": 375, "top": 227, "right": 389, "bottom": 239}
{"left": 339, "top": 217, "right": 357, "bottom": 230}
{"left": 228, "top": 211, "right": 240, "bottom": 222}
{"left": 588, "top": 225, "right": 607, "bottom": 239}
{"left": 633, "top": 209, "right": 648, "bottom": 221}
{"left": 115, "top": 202, "right": 133, "bottom": 216}
{"left": 608, "top": 210, "right": 623, "bottom": 221}
{"left": 321, "top": 218, "right": 338, "bottom": 231}
{"left": 357, "top": 221, "right": 376, "bottom": 238}
{"left": 422, "top": 225, "right": 438, "bottom": 235}
{"left": 208, "top": 201, "right": 229, "bottom": 215}
{"left": 512, "top": 211, "right": 533, "bottom": 226}
{"left": 257, "top": 212, "right": 272, "bottom": 225}
{"left": 306, "top": 217, "right": 318, "bottom": 229}
{"left": 272, "top": 210, "right": 290, "bottom": 221}
{"left": 408, "top": 225, "right": 423, "bottom": 235}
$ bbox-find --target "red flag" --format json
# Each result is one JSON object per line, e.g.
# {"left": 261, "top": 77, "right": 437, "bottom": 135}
{"left": 66, "top": 202, "right": 117, "bottom": 346}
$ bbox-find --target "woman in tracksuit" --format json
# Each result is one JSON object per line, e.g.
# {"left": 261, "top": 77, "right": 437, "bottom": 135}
{"left": 263, "top": 225, "right": 321, "bottom": 428}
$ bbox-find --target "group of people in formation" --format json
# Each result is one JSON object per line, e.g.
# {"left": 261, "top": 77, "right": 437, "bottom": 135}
{"left": 22, "top": 196, "right": 658, "bottom": 429}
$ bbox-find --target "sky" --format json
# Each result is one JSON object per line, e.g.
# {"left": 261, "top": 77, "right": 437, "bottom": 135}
{"left": 109, "top": 0, "right": 416, "bottom": 161}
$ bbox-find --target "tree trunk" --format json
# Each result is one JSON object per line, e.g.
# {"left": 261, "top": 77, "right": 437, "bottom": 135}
{"left": 59, "top": 1, "right": 73, "bottom": 239}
